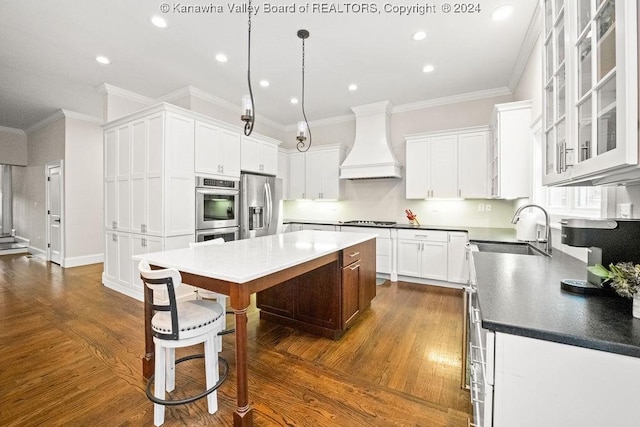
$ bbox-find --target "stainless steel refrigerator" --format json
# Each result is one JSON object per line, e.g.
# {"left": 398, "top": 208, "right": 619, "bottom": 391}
{"left": 240, "top": 173, "right": 283, "bottom": 239}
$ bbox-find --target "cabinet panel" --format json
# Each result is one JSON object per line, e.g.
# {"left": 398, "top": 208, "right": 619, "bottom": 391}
{"left": 406, "top": 140, "right": 430, "bottom": 198}
{"left": 195, "top": 122, "right": 241, "bottom": 179}
{"left": 305, "top": 151, "right": 323, "bottom": 199}
{"left": 256, "top": 280, "right": 295, "bottom": 317}
{"left": 458, "top": 132, "right": 488, "bottom": 198}
{"left": 397, "top": 240, "right": 422, "bottom": 277}
{"left": 429, "top": 135, "right": 458, "bottom": 198}
{"left": 342, "top": 261, "right": 360, "bottom": 329}
{"left": 421, "top": 241, "right": 448, "bottom": 281}
{"left": 447, "top": 232, "right": 469, "bottom": 284}
{"left": 241, "top": 136, "right": 279, "bottom": 175}
{"left": 294, "top": 262, "right": 340, "bottom": 329}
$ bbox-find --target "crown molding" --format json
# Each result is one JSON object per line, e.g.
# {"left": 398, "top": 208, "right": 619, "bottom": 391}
{"left": 508, "top": 1, "right": 542, "bottom": 91}
{"left": 159, "top": 85, "right": 286, "bottom": 131}
{"left": 25, "top": 109, "right": 102, "bottom": 134}
{"left": 392, "top": 87, "right": 512, "bottom": 114}
{"left": 0, "top": 125, "right": 26, "bottom": 136}
{"left": 60, "top": 110, "right": 103, "bottom": 124}
{"left": 283, "top": 113, "right": 354, "bottom": 132}
{"left": 95, "top": 83, "right": 155, "bottom": 105}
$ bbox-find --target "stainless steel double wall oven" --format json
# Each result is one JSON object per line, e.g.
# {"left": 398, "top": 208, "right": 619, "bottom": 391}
{"left": 195, "top": 177, "right": 239, "bottom": 242}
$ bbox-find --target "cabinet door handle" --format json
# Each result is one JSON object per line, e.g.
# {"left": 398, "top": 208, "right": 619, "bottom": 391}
{"left": 141, "top": 224, "right": 146, "bottom": 233}
{"left": 350, "top": 263, "right": 360, "bottom": 271}
{"left": 112, "top": 233, "right": 117, "bottom": 242}
{"left": 349, "top": 251, "right": 360, "bottom": 258}
{"left": 141, "top": 237, "right": 147, "bottom": 248}
{"left": 112, "top": 221, "right": 117, "bottom": 229}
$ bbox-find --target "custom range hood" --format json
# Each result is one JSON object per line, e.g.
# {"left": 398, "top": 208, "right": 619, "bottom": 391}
{"left": 340, "top": 100, "right": 402, "bottom": 180}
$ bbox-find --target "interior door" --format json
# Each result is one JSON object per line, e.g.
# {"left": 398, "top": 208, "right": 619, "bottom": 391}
{"left": 47, "top": 163, "right": 63, "bottom": 265}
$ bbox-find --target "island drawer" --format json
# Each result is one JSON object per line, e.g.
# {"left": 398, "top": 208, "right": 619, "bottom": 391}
{"left": 342, "top": 242, "right": 364, "bottom": 266}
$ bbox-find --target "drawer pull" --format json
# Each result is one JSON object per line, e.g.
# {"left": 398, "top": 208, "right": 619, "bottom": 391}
{"left": 349, "top": 251, "right": 360, "bottom": 258}
{"left": 350, "top": 263, "right": 360, "bottom": 271}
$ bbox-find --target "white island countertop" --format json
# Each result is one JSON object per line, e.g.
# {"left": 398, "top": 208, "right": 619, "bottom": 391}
{"left": 133, "top": 230, "right": 377, "bottom": 284}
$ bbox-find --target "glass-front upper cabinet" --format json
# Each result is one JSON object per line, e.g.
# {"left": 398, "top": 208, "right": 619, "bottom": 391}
{"left": 542, "top": 0, "right": 637, "bottom": 186}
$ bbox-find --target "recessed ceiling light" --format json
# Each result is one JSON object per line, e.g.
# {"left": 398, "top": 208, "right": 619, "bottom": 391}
{"left": 348, "top": 84, "right": 358, "bottom": 91}
{"left": 422, "top": 65, "right": 435, "bottom": 73}
{"left": 290, "top": 98, "right": 299, "bottom": 104}
{"left": 151, "top": 16, "right": 167, "bottom": 28}
{"left": 259, "top": 80, "right": 270, "bottom": 87}
{"left": 412, "top": 31, "right": 427, "bottom": 41}
{"left": 492, "top": 5, "right": 513, "bottom": 21}
{"left": 215, "top": 53, "right": 228, "bottom": 63}
{"left": 96, "top": 55, "right": 110, "bottom": 65}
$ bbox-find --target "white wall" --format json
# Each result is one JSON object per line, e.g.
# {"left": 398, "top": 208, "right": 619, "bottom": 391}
{"left": 282, "top": 94, "right": 519, "bottom": 228}
{"left": 64, "top": 117, "right": 103, "bottom": 265}
{"left": 17, "top": 117, "right": 65, "bottom": 252}
{"left": 0, "top": 127, "right": 27, "bottom": 166}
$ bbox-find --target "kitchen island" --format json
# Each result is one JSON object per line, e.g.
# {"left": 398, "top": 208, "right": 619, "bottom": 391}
{"left": 134, "top": 230, "right": 377, "bottom": 427}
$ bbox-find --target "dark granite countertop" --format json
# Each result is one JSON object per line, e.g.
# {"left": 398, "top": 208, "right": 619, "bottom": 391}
{"left": 285, "top": 220, "right": 518, "bottom": 238}
{"left": 473, "top": 250, "right": 640, "bottom": 358}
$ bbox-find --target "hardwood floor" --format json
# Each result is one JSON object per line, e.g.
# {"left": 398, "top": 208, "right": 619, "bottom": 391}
{"left": 0, "top": 254, "right": 471, "bottom": 426}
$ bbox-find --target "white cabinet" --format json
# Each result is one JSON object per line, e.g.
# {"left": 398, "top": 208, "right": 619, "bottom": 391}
{"left": 103, "top": 104, "right": 196, "bottom": 301}
{"left": 104, "top": 230, "right": 130, "bottom": 290}
{"left": 277, "top": 148, "right": 289, "bottom": 199}
{"left": 130, "top": 114, "right": 163, "bottom": 236}
{"left": 241, "top": 135, "right": 279, "bottom": 175}
{"left": 406, "top": 128, "right": 489, "bottom": 199}
{"left": 195, "top": 121, "right": 241, "bottom": 179}
{"left": 283, "top": 145, "right": 346, "bottom": 200}
{"left": 489, "top": 101, "right": 532, "bottom": 198}
{"left": 542, "top": 0, "right": 638, "bottom": 186}
{"left": 396, "top": 229, "right": 448, "bottom": 281}
{"left": 304, "top": 147, "right": 345, "bottom": 200}
{"left": 492, "top": 333, "right": 640, "bottom": 427}
{"left": 447, "top": 232, "right": 469, "bottom": 284}
{"left": 458, "top": 132, "right": 489, "bottom": 198}
{"left": 104, "top": 124, "right": 132, "bottom": 232}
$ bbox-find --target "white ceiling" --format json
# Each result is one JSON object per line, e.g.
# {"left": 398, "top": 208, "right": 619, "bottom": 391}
{"left": 0, "top": 0, "right": 539, "bottom": 131}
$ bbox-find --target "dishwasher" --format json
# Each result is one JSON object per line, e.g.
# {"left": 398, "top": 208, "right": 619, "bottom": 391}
{"left": 463, "top": 243, "right": 494, "bottom": 427}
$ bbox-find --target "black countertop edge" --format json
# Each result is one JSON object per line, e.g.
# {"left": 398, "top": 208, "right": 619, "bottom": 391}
{"left": 284, "top": 220, "right": 515, "bottom": 237}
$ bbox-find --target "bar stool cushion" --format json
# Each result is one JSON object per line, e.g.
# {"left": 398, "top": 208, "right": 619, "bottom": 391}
{"left": 151, "top": 300, "right": 223, "bottom": 337}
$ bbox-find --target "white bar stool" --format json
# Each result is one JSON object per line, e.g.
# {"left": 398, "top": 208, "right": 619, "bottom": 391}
{"left": 138, "top": 260, "right": 228, "bottom": 426}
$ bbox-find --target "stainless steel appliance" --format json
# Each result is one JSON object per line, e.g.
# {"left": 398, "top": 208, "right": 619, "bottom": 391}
{"left": 196, "top": 227, "right": 239, "bottom": 243}
{"left": 342, "top": 220, "right": 397, "bottom": 226}
{"left": 195, "top": 177, "right": 239, "bottom": 242}
{"left": 240, "top": 173, "right": 282, "bottom": 239}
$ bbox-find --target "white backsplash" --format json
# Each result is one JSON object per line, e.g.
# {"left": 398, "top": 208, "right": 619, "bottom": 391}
{"left": 284, "top": 180, "right": 517, "bottom": 228}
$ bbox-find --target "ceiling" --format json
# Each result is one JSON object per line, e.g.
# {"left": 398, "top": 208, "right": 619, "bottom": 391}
{"left": 0, "top": 0, "right": 539, "bottom": 131}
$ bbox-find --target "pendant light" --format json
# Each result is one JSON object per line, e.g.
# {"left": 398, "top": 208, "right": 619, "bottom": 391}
{"left": 296, "top": 29, "right": 311, "bottom": 152}
{"left": 241, "top": 0, "right": 255, "bottom": 136}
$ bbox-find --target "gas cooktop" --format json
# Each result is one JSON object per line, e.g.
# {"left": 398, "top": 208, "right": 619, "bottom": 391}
{"left": 342, "top": 220, "right": 397, "bottom": 226}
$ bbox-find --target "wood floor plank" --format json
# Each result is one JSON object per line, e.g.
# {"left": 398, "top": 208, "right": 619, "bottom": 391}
{"left": 0, "top": 254, "right": 471, "bottom": 426}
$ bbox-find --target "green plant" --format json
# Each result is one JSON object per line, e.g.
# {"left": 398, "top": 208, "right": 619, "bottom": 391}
{"left": 588, "top": 263, "right": 640, "bottom": 298}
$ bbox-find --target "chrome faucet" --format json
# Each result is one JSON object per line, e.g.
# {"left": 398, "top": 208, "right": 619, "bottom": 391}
{"left": 511, "top": 204, "right": 552, "bottom": 254}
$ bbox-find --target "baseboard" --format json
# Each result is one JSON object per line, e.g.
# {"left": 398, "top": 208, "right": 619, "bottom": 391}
{"left": 28, "top": 246, "right": 47, "bottom": 260}
{"left": 65, "top": 253, "right": 104, "bottom": 268}
{"left": 102, "top": 273, "right": 144, "bottom": 302}
{"left": 395, "top": 275, "right": 466, "bottom": 290}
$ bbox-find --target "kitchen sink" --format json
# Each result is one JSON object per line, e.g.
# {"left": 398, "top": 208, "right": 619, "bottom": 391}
{"left": 473, "top": 241, "right": 549, "bottom": 256}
